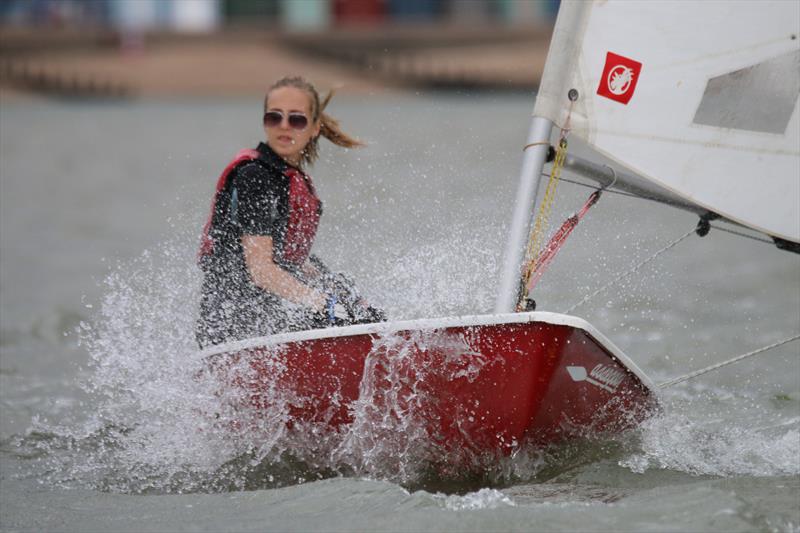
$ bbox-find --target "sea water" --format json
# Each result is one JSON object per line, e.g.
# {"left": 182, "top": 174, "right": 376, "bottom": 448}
{"left": 1, "top": 95, "right": 798, "bottom": 532}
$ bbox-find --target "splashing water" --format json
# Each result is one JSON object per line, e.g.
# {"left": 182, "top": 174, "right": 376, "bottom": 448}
{"left": 438, "top": 488, "right": 516, "bottom": 510}
{"left": 10, "top": 219, "right": 797, "bottom": 496}
{"left": 368, "top": 225, "right": 502, "bottom": 319}
{"left": 64, "top": 234, "right": 255, "bottom": 492}
{"left": 10, "top": 226, "right": 531, "bottom": 494}
{"left": 332, "top": 329, "right": 492, "bottom": 484}
{"left": 620, "top": 407, "right": 800, "bottom": 478}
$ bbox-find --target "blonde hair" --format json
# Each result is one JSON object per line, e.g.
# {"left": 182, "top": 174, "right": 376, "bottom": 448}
{"left": 264, "top": 76, "right": 364, "bottom": 167}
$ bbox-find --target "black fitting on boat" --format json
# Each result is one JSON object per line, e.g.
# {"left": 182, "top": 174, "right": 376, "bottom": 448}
{"left": 568, "top": 88, "right": 579, "bottom": 102}
{"left": 546, "top": 145, "right": 556, "bottom": 163}
{"left": 696, "top": 212, "right": 720, "bottom": 237}
{"left": 522, "top": 298, "right": 537, "bottom": 312}
{"left": 696, "top": 218, "right": 711, "bottom": 237}
{"left": 774, "top": 237, "right": 800, "bottom": 254}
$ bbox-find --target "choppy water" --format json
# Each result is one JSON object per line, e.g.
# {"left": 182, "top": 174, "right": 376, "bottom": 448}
{"left": 1, "top": 95, "right": 798, "bottom": 532}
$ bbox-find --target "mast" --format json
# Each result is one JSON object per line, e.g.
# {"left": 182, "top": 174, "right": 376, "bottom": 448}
{"left": 494, "top": 1, "right": 589, "bottom": 313}
{"left": 494, "top": 118, "right": 552, "bottom": 313}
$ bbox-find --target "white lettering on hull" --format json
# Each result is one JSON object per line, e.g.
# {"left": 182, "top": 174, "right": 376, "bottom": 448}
{"left": 566, "top": 364, "right": 627, "bottom": 393}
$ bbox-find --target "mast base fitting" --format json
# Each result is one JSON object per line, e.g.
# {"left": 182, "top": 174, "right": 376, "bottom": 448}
{"left": 522, "top": 298, "right": 537, "bottom": 312}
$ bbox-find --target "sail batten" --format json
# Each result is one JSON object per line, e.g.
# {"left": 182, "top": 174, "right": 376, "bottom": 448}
{"left": 533, "top": 0, "right": 800, "bottom": 244}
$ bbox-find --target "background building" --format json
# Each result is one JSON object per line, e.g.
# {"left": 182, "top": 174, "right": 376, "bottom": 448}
{"left": 0, "top": 0, "right": 558, "bottom": 31}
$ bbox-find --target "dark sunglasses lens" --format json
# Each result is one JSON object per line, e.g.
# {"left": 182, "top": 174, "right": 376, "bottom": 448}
{"left": 263, "top": 112, "right": 282, "bottom": 127}
{"left": 288, "top": 114, "right": 308, "bottom": 130}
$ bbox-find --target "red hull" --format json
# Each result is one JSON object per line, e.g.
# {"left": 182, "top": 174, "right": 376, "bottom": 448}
{"left": 204, "top": 312, "right": 658, "bottom": 465}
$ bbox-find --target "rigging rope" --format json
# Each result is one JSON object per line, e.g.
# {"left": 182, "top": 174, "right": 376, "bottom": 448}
{"left": 524, "top": 190, "right": 602, "bottom": 296}
{"left": 563, "top": 227, "right": 696, "bottom": 314}
{"left": 517, "top": 101, "right": 576, "bottom": 311}
{"left": 708, "top": 223, "right": 775, "bottom": 245}
{"left": 518, "top": 137, "right": 569, "bottom": 310}
{"left": 658, "top": 334, "right": 800, "bottom": 388}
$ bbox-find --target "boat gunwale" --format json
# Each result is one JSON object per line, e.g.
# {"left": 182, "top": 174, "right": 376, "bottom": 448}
{"left": 198, "top": 311, "right": 658, "bottom": 393}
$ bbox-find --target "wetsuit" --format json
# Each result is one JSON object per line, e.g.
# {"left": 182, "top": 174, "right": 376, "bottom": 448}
{"left": 196, "top": 142, "right": 324, "bottom": 348}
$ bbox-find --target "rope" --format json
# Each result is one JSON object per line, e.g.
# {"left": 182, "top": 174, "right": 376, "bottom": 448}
{"left": 523, "top": 141, "right": 550, "bottom": 151}
{"left": 709, "top": 223, "right": 774, "bottom": 245}
{"left": 550, "top": 174, "right": 651, "bottom": 200}
{"left": 517, "top": 103, "right": 576, "bottom": 310}
{"left": 563, "top": 227, "right": 696, "bottom": 314}
{"left": 658, "top": 334, "right": 800, "bottom": 388}
{"left": 603, "top": 165, "right": 618, "bottom": 191}
{"left": 526, "top": 140, "right": 567, "bottom": 267}
{"left": 524, "top": 190, "right": 602, "bottom": 294}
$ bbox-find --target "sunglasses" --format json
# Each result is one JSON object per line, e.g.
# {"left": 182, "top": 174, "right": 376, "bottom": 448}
{"left": 263, "top": 110, "right": 309, "bottom": 131}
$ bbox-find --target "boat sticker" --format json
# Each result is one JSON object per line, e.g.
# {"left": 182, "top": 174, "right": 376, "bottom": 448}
{"left": 597, "top": 52, "right": 643, "bottom": 105}
{"left": 566, "top": 364, "right": 626, "bottom": 393}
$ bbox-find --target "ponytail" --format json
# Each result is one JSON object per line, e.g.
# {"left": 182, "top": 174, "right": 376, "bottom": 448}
{"left": 264, "top": 76, "right": 364, "bottom": 168}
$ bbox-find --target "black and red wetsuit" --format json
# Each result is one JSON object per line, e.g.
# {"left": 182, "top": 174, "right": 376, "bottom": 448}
{"left": 196, "top": 142, "right": 324, "bottom": 348}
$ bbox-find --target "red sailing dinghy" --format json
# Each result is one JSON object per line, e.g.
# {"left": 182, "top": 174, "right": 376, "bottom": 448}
{"left": 201, "top": 312, "right": 658, "bottom": 467}
{"left": 200, "top": 0, "right": 800, "bottom": 471}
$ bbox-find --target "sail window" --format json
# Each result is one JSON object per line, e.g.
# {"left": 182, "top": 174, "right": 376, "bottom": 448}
{"left": 693, "top": 50, "right": 799, "bottom": 135}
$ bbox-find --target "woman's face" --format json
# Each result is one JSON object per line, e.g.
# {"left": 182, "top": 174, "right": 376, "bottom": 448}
{"left": 264, "top": 86, "right": 320, "bottom": 166}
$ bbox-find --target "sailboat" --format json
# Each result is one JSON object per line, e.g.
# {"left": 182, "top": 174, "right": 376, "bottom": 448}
{"left": 201, "top": 0, "right": 799, "bottom": 468}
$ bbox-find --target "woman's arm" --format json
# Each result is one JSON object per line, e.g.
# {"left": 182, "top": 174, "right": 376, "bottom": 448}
{"left": 300, "top": 260, "right": 322, "bottom": 282}
{"left": 242, "top": 234, "right": 325, "bottom": 309}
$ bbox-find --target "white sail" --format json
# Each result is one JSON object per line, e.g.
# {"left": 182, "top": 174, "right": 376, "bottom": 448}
{"left": 534, "top": 0, "right": 800, "bottom": 244}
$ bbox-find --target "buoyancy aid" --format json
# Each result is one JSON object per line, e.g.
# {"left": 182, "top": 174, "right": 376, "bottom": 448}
{"left": 198, "top": 148, "right": 321, "bottom": 269}
{"left": 281, "top": 167, "right": 321, "bottom": 266}
{"left": 198, "top": 148, "right": 260, "bottom": 261}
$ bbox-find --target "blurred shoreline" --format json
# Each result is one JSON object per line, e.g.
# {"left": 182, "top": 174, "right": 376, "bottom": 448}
{"left": 0, "top": 24, "right": 550, "bottom": 101}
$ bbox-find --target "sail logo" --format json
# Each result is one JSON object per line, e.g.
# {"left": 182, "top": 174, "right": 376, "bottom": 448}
{"left": 608, "top": 66, "right": 633, "bottom": 95}
{"left": 566, "top": 364, "right": 626, "bottom": 393}
{"left": 597, "top": 52, "right": 642, "bottom": 104}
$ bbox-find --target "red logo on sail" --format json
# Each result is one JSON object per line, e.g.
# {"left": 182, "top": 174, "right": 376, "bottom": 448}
{"left": 597, "top": 52, "right": 642, "bottom": 104}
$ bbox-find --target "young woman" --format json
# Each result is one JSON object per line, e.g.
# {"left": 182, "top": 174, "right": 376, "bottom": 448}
{"left": 196, "top": 76, "right": 383, "bottom": 348}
